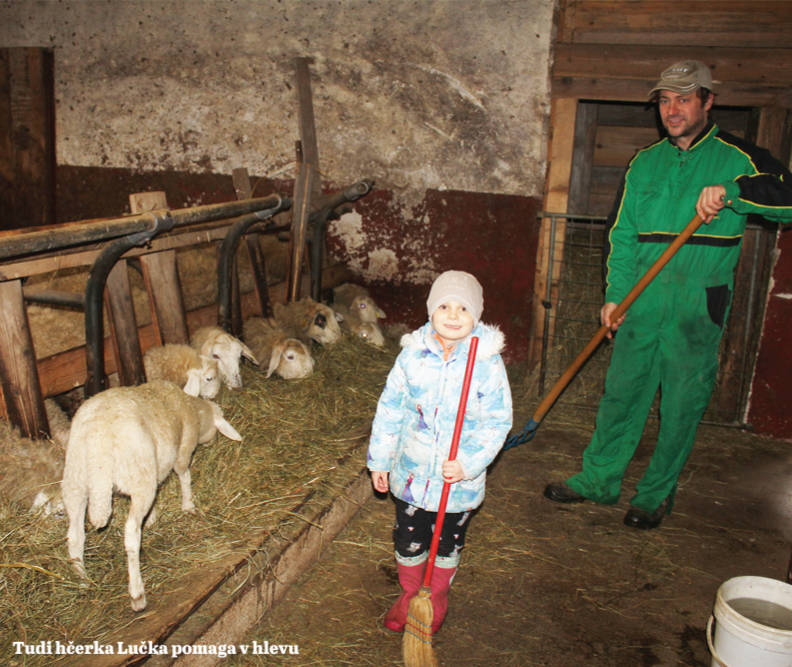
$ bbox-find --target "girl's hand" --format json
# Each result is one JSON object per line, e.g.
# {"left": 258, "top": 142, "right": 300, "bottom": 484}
{"left": 442, "top": 460, "right": 465, "bottom": 484}
{"left": 371, "top": 470, "right": 389, "bottom": 493}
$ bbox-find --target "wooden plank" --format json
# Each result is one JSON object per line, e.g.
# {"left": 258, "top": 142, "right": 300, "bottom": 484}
{"left": 0, "top": 48, "right": 55, "bottom": 231}
{"left": 552, "top": 44, "right": 792, "bottom": 106}
{"left": 139, "top": 250, "right": 189, "bottom": 345}
{"left": 593, "top": 125, "right": 660, "bottom": 167}
{"left": 568, "top": 102, "right": 598, "bottom": 215}
{"left": 232, "top": 167, "right": 274, "bottom": 318}
{"left": 560, "top": 1, "right": 792, "bottom": 48}
{"left": 530, "top": 97, "right": 577, "bottom": 364}
{"left": 34, "top": 263, "right": 353, "bottom": 398}
{"left": 104, "top": 260, "right": 145, "bottom": 386}
{"left": 0, "top": 279, "right": 48, "bottom": 438}
{"left": 294, "top": 57, "right": 321, "bottom": 199}
{"left": 0, "top": 223, "right": 245, "bottom": 280}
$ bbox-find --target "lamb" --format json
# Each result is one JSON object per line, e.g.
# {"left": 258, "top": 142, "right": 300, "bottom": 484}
{"left": 190, "top": 325, "right": 258, "bottom": 389}
{"left": 61, "top": 379, "right": 242, "bottom": 611}
{"left": 349, "top": 320, "right": 386, "bottom": 347}
{"left": 272, "top": 296, "right": 343, "bottom": 346}
{"left": 243, "top": 317, "right": 315, "bottom": 379}
{"left": 143, "top": 343, "right": 221, "bottom": 398}
{"left": 0, "top": 399, "right": 69, "bottom": 517}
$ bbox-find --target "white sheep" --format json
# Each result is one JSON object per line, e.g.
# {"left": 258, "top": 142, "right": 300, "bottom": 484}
{"left": 61, "top": 379, "right": 242, "bottom": 611}
{"left": 0, "top": 400, "right": 69, "bottom": 517}
{"left": 143, "top": 343, "right": 221, "bottom": 398}
{"left": 190, "top": 325, "right": 258, "bottom": 389}
{"left": 272, "top": 297, "right": 343, "bottom": 346}
{"left": 349, "top": 320, "right": 386, "bottom": 347}
{"left": 332, "top": 282, "right": 371, "bottom": 308}
{"left": 242, "top": 317, "right": 315, "bottom": 380}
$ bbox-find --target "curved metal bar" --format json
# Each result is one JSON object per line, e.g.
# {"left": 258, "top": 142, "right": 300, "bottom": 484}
{"left": 217, "top": 197, "right": 292, "bottom": 333}
{"left": 309, "top": 179, "right": 374, "bottom": 300}
{"left": 84, "top": 210, "right": 175, "bottom": 397}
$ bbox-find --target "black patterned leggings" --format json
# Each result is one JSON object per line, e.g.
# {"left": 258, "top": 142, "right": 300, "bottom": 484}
{"left": 392, "top": 497, "right": 474, "bottom": 569}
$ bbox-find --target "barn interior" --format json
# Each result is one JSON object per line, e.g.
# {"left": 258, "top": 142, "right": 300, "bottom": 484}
{"left": 2, "top": 1, "right": 792, "bottom": 665}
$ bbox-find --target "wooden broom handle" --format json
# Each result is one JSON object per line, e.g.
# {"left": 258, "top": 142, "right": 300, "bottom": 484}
{"left": 531, "top": 213, "right": 704, "bottom": 425}
{"left": 422, "top": 336, "right": 479, "bottom": 587}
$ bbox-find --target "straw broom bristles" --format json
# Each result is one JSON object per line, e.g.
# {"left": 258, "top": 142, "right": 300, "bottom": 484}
{"left": 403, "top": 585, "right": 437, "bottom": 667}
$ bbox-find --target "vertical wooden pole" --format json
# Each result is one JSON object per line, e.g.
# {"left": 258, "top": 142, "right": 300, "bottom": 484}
{"left": 0, "top": 279, "right": 48, "bottom": 438}
{"left": 233, "top": 167, "right": 274, "bottom": 320}
{"left": 529, "top": 97, "right": 578, "bottom": 365}
{"left": 105, "top": 260, "right": 145, "bottom": 386}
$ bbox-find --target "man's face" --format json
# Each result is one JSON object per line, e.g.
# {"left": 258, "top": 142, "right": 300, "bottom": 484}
{"left": 658, "top": 89, "right": 713, "bottom": 150}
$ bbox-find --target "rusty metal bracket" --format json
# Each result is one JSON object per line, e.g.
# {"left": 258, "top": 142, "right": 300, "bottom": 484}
{"left": 217, "top": 195, "right": 292, "bottom": 334}
{"left": 84, "top": 210, "right": 175, "bottom": 397}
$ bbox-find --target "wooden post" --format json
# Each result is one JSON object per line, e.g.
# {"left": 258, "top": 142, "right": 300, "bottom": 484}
{"left": 529, "top": 97, "right": 577, "bottom": 366}
{"left": 105, "top": 260, "right": 145, "bottom": 386}
{"left": 0, "top": 48, "right": 56, "bottom": 231}
{"left": 131, "top": 192, "right": 190, "bottom": 345}
{"left": 233, "top": 167, "right": 273, "bottom": 320}
{"left": 0, "top": 279, "right": 48, "bottom": 438}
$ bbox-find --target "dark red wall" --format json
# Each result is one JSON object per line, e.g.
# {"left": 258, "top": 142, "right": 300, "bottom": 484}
{"left": 325, "top": 188, "right": 541, "bottom": 363}
{"left": 748, "top": 227, "right": 792, "bottom": 439}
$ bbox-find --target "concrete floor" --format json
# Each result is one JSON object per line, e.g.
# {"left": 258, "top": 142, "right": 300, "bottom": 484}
{"left": 230, "top": 407, "right": 792, "bottom": 666}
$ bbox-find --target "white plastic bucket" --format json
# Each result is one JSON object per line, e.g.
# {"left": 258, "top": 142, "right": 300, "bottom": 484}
{"left": 708, "top": 576, "right": 792, "bottom": 666}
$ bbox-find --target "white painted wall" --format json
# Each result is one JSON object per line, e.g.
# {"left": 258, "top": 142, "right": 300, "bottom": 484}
{"left": 1, "top": 0, "right": 555, "bottom": 200}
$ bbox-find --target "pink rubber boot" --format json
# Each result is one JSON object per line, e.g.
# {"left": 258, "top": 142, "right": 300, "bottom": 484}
{"left": 384, "top": 562, "right": 425, "bottom": 632}
{"left": 429, "top": 566, "right": 457, "bottom": 634}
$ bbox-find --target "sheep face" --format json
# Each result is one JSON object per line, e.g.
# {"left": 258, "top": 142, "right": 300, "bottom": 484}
{"left": 183, "top": 355, "right": 221, "bottom": 399}
{"left": 267, "top": 338, "right": 314, "bottom": 379}
{"left": 352, "top": 321, "right": 386, "bottom": 347}
{"left": 198, "top": 329, "right": 258, "bottom": 390}
{"left": 306, "top": 304, "right": 342, "bottom": 345}
{"left": 350, "top": 295, "right": 386, "bottom": 323}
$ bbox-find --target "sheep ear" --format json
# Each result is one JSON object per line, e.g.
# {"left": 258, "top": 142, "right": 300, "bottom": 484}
{"left": 183, "top": 370, "right": 201, "bottom": 396}
{"left": 376, "top": 307, "right": 386, "bottom": 319}
{"left": 334, "top": 309, "right": 345, "bottom": 323}
{"left": 213, "top": 410, "right": 242, "bottom": 441}
{"left": 240, "top": 341, "right": 259, "bottom": 365}
{"left": 266, "top": 343, "right": 285, "bottom": 378}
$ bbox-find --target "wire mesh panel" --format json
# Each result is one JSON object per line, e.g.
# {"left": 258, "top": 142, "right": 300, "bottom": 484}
{"left": 539, "top": 214, "right": 612, "bottom": 413}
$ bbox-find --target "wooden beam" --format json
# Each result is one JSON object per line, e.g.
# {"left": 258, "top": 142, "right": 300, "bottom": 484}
{"left": 552, "top": 44, "right": 792, "bottom": 107}
{"left": 0, "top": 279, "right": 48, "bottom": 438}
{"left": 530, "top": 97, "right": 577, "bottom": 364}
{"left": 558, "top": 1, "right": 792, "bottom": 48}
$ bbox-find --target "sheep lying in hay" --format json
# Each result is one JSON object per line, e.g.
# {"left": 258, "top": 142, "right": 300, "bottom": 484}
{"left": 349, "top": 320, "right": 386, "bottom": 347}
{"left": 0, "top": 399, "right": 71, "bottom": 517}
{"left": 190, "top": 325, "right": 258, "bottom": 390}
{"left": 143, "top": 343, "right": 221, "bottom": 398}
{"left": 273, "top": 297, "right": 343, "bottom": 346}
{"left": 243, "top": 317, "right": 315, "bottom": 380}
{"left": 61, "top": 379, "right": 242, "bottom": 612}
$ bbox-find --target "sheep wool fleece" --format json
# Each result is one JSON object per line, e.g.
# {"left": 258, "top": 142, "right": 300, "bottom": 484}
{"left": 367, "top": 321, "right": 512, "bottom": 514}
{"left": 567, "top": 122, "right": 792, "bottom": 512}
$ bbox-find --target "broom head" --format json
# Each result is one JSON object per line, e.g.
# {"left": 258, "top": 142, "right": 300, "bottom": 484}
{"left": 403, "top": 585, "right": 438, "bottom": 667}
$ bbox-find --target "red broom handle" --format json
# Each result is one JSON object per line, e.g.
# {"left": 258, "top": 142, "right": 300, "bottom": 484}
{"left": 421, "top": 336, "right": 479, "bottom": 587}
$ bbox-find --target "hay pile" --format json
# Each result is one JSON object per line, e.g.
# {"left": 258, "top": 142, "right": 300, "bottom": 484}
{"left": 0, "top": 334, "right": 398, "bottom": 664}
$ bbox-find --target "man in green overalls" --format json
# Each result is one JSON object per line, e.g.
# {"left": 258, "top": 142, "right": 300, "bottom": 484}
{"left": 544, "top": 60, "right": 792, "bottom": 529}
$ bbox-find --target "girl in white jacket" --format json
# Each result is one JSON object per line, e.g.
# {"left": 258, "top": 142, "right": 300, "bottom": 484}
{"left": 368, "top": 270, "right": 512, "bottom": 634}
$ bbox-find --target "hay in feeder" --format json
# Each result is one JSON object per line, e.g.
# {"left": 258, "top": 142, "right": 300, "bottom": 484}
{"left": 0, "top": 334, "right": 399, "bottom": 663}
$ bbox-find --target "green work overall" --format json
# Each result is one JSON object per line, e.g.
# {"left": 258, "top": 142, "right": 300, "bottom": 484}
{"left": 566, "top": 269, "right": 731, "bottom": 511}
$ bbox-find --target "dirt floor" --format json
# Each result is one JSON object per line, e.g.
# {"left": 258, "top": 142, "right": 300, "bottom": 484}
{"left": 228, "top": 404, "right": 792, "bottom": 666}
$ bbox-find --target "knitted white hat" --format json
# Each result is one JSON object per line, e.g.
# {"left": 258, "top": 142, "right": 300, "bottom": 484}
{"left": 426, "top": 270, "right": 484, "bottom": 325}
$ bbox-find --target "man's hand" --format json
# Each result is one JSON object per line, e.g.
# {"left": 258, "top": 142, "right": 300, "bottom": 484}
{"left": 696, "top": 185, "right": 730, "bottom": 224}
{"left": 371, "top": 470, "right": 389, "bottom": 493}
{"left": 600, "top": 302, "right": 625, "bottom": 339}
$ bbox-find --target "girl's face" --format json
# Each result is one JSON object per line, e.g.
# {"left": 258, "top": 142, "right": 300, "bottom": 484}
{"left": 431, "top": 300, "right": 475, "bottom": 346}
